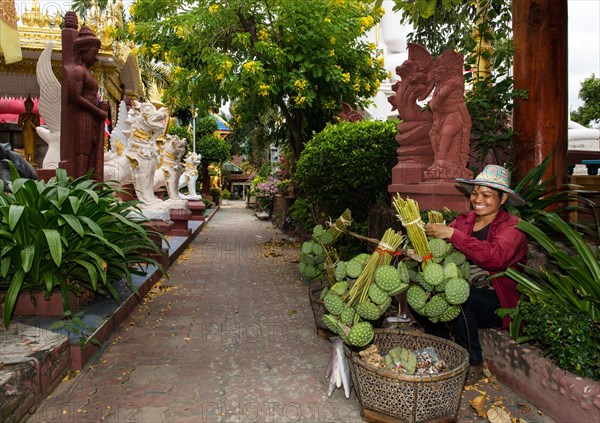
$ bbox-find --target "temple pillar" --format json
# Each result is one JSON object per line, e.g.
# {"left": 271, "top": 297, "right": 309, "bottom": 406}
{"left": 512, "top": 0, "right": 568, "bottom": 186}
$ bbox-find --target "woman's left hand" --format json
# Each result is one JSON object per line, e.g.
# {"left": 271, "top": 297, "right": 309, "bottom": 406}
{"left": 425, "top": 223, "right": 454, "bottom": 240}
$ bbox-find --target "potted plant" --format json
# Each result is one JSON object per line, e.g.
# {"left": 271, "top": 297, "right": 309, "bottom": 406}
{"left": 0, "top": 165, "right": 165, "bottom": 326}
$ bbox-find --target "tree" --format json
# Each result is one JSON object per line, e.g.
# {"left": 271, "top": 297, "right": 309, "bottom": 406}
{"left": 129, "top": 0, "right": 387, "bottom": 159}
{"left": 571, "top": 74, "right": 600, "bottom": 128}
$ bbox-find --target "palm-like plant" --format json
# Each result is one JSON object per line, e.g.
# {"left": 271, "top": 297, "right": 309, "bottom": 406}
{"left": 0, "top": 165, "right": 164, "bottom": 326}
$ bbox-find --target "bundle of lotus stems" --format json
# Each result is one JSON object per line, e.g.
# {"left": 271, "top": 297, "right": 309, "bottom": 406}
{"left": 392, "top": 194, "right": 434, "bottom": 267}
{"left": 344, "top": 228, "right": 404, "bottom": 307}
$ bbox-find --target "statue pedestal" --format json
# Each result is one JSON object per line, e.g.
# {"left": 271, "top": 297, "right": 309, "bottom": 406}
{"left": 169, "top": 208, "right": 192, "bottom": 237}
{"left": 187, "top": 200, "right": 206, "bottom": 221}
{"left": 388, "top": 181, "right": 470, "bottom": 212}
{"left": 391, "top": 160, "right": 431, "bottom": 185}
{"left": 36, "top": 169, "right": 57, "bottom": 182}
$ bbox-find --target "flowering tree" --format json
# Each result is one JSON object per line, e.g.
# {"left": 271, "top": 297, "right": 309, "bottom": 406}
{"left": 129, "top": 0, "right": 387, "bottom": 159}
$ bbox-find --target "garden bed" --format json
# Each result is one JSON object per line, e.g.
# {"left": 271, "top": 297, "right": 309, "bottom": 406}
{"left": 481, "top": 328, "right": 600, "bottom": 423}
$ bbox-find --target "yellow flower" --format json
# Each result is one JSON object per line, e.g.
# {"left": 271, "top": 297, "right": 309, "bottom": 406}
{"left": 223, "top": 60, "right": 233, "bottom": 71}
{"left": 294, "top": 79, "right": 307, "bottom": 90}
{"left": 360, "top": 16, "right": 375, "bottom": 29}
{"left": 208, "top": 4, "right": 219, "bottom": 13}
{"left": 374, "top": 80, "right": 381, "bottom": 92}
{"left": 163, "top": 51, "right": 171, "bottom": 62}
{"left": 257, "top": 28, "right": 269, "bottom": 41}
{"left": 243, "top": 61, "right": 260, "bottom": 73}
{"left": 131, "top": 46, "right": 139, "bottom": 55}
{"left": 341, "top": 72, "right": 351, "bottom": 83}
{"left": 330, "top": 36, "right": 336, "bottom": 46}
{"left": 329, "top": 49, "right": 335, "bottom": 57}
{"left": 259, "top": 84, "right": 270, "bottom": 96}
{"left": 353, "top": 82, "right": 361, "bottom": 92}
{"left": 151, "top": 43, "right": 161, "bottom": 55}
{"left": 364, "top": 82, "right": 371, "bottom": 91}
{"left": 127, "top": 22, "right": 136, "bottom": 34}
{"left": 175, "top": 26, "right": 186, "bottom": 38}
{"left": 368, "top": 42, "right": 376, "bottom": 51}
{"left": 140, "top": 45, "right": 148, "bottom": 55}
{"left": 324, "top": 17, "right": 332, "bottom": 23}
{"left": 216, "top": 73, "right": 224, "bottom": 81}
{"left": 295, "top": 95, "right": 306, "bottom": 105}
{"left": 334, "top": 64, "right": 341, "bottom": 70}
{"left": 128, "top": 5, "right": 136, "bottom": 15}
{"left": 366, "top": 56, "right": 372, "bottom": 66}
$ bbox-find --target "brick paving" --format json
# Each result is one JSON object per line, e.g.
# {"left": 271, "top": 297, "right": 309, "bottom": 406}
{"left": 25, "top": 201, "right": 555, "bottom": 423}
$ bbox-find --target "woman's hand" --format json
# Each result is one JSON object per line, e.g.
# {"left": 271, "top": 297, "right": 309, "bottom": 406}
{"left": 425, "top": 223, "right": 454, "bottom": 240}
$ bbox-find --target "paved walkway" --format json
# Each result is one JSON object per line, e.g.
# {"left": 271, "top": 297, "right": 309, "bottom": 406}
{"left": 27, "top": 201, "right": 554, "bottom": 423}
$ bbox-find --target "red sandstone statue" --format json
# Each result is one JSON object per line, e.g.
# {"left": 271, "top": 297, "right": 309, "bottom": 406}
{"left": 425, "top": 50, "right": 472, "bottom": 181}
{"left": 388, "top": 43, "right": 435, "bottom": 184}
{"left": 60, "top": 13, "right": 107, "bottom": 180}
{"left": 337, "top": 101, "right": 365, "bottom": 123}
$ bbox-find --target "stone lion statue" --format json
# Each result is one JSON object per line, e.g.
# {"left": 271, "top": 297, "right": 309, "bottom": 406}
{"left": 178, "top": 151, "right": 202, "bottom": 200}
{"left": 153, "top": 134, "right": 188, "bottom": 209}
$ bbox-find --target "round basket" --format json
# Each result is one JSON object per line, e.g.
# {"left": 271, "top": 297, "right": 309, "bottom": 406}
{"left": 348, "top": 328, "right": 469, "bottom": 423}
{"left": 308, "top": 278, "right": 333, "bottom": 335}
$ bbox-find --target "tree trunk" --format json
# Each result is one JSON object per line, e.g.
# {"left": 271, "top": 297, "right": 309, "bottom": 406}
{"left": 512, "top": 0, "right": 568, "bottom": 188}
{"left": 202, "top": 162, "right": 211, "bottom": 195}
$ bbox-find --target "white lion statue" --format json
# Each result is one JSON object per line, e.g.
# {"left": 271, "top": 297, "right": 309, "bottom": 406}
{"left": 178, "top": 151, "right": 203, "bottom": 200}
{"left": 153, "top": 134, "right": 188, "bottom": 209}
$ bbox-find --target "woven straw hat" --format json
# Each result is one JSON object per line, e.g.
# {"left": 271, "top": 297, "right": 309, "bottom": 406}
{"left": 455, "top": 165, "right": 525, "bottom": 206}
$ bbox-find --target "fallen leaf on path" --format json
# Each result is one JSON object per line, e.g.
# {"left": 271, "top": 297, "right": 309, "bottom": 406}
{"left": 470, "top": 395, "right": 487, "bottom": 418}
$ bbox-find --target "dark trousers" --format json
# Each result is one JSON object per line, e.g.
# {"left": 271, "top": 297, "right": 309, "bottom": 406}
{"left": 414, "top": 287, "right": 502, "bottom": 365}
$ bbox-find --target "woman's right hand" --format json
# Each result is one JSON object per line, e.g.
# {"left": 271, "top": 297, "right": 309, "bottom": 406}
{"left": 425, "top": 223, "right": 454, "bottom": 240}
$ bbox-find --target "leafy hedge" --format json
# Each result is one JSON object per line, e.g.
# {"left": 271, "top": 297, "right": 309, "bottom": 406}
{"left": 295, "top": 120, "right": 398, "bottom": 222}
{"left": 519, "top": 301, "right": 600, "bottom": 380}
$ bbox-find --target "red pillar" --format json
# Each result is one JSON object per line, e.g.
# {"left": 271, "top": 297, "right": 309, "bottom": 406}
{"left": 512, "top": 0, "right": 568, "bottom": 186}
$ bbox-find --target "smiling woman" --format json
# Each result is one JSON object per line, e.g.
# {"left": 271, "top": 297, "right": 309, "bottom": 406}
{"left": 423, "top": 165, "right": 528, "bottom": 380}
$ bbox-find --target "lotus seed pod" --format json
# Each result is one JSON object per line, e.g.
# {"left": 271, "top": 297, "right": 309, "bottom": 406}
{"left": 422, "top": 262, "right": 445, "bottom": 286}
{"left": 374, "top": 264, "right": 402, "bottom": 292}
{"left": 444, "top": 277, "right": 470, "bottom": 305}
{"left": 323, "top": 292, "right": 345, "bottom": 316}
{"left": 355, "top": 301, "right": 382, "bottom": 320}
{"left": 347, "top": 321, "right": 374, "bottom": 347}
{"left": 407, "top": 285, "right": 428, "bottom": 310}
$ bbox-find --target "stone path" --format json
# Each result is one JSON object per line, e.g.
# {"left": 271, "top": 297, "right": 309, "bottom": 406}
{"left": 26, "top": 201, "right": 556, "bottom": 423}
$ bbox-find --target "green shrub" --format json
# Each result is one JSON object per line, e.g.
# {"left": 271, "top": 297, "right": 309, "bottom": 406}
{"left": 295, "top": 120, "right": 397, "bottom": 223}
{"left": 518, "top": 301, "right": 600, "bottom": 380}
{"left": 222, "top": 189, "right": 231, "bottom": 200}
{"left": 0, "top": 166, "right": 164, "bottom": 326}
{"left": 210, "top": 187, "right": 221, "bottom": 203}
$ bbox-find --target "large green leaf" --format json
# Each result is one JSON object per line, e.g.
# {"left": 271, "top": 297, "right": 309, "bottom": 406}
{"left": 69, "top": 259, "right": 99, "bottom": 290}
{"left": 8, "top": 205, "right": 25, "bottom": 231}
{"left": 3, "top": 269, "right": 25, "bottom": 327}
{"left": 20, "top": 245, "right": 35, "bottom": 273}
{"left": 61, "top": 214, "right": 85, "bottom": 237}
{"left": 42, "top": 229, "right": 62, "bottom": 267}
{"left": 1, "top": 257, "right": 10, "bottom": 278}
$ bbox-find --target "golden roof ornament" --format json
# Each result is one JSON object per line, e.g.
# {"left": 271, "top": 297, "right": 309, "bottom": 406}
{"left": 21, "top": 0, "right": 52, "bottom": 28}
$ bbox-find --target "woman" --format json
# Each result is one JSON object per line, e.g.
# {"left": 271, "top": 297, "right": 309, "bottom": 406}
{"left": 424, "top": 164, "right": 528, "bottom": 379}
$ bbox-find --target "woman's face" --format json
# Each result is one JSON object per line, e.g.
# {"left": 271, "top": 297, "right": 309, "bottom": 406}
{"left": 469, "top": 185, "right": 507, "bottom": 218}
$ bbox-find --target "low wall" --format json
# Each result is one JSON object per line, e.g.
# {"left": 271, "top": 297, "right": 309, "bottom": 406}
{"left": 481, "top": 328, "right": 600, "bottom": 423}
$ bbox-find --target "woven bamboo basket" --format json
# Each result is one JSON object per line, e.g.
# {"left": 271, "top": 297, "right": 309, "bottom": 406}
{"left": 347, "top": 328, "right": 469, "bottom": 423}
{"left": 308, "top": 278, "right": 335, "bottom": 338}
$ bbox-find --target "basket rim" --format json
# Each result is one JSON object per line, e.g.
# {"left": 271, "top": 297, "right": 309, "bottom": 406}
{"left": 352, "top": 328, "right": 469, "bottom": 382}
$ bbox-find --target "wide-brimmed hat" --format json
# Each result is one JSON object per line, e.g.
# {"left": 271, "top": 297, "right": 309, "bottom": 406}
{"left": 455, "top": 165, "right": 525, "bottom": 206}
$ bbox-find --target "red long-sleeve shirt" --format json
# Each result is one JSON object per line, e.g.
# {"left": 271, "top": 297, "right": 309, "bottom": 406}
{"left": 449, "top": 209, "right": 528, "bottom": 327}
